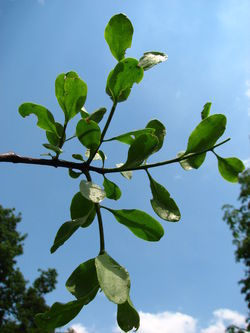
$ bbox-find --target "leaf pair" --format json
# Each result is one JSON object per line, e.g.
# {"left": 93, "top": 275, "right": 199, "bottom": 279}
{"left": 36, "top": 253, "right": 139, "bottom": 332}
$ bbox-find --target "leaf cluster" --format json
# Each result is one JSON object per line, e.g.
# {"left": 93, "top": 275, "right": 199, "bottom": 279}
{"left": 16, "top": 13, "right": 245, "bottom": 332}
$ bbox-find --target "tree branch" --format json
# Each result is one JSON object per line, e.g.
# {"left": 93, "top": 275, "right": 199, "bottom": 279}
{"left": 0, "top": 138, "right": 231, "bottom": 175}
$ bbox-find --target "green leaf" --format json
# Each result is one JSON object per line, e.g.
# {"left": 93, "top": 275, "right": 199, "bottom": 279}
{"left": 201, "top": 102, "right": 212, "bottom": 120}
{"left": 147, "top": 172, "right": 181, "bottom": 222}
{"left": 88, "top": 107, "right": 107, "bottom": 123}
{"left": 76, "top": 118, "right": 101, "bottom": 151}
{"left": 95, "top": 252, "right": 130, "bottom": 304}
{"left": 50, "top": 218, "right": 90, "bottom": 254}
{"left": 72, "top": 154, "right": 85, "bottom": 161}
{"left": 105, "top": 13, "right": 133, "bottom": 61}
{"left": 106, "top": 58, "right": 144, "bottom": 102}
{"left": 122, "top": 133, "right": 159, "bottom": 169}
{"left": 70, "top": 192, "right": 96, "bottom": 226}
{"left": 66, "top": 259, "right": 99, "bottom": 302}
{"left": 85, "top": 149, "right": 107, "bottom": 161}
{"left": 35, "top": 299, "right": 85, "bottom": 329}
{"left": 43, "top": 143, "right": 63, "bottom": 155}
{"left": 80, "top": 106, "right": 89, "bottom": 119}
{"left": 186, "top": 114, "right": 227, "bottom": 154}
{"left": 139, "top": 51, "right": 168, "bottom": 71}
{"left": 19, "top": 103, "right": 58, "bottom": 135}
{"left": 79, "top": 180, "right": 106, "bottom": 203}
{"left": 103, "top": 177, "right": 122, "bottom": 200}
{"left": 117, "top": 297, "right": 140, "bottom": 332}
{"left": 177, "top": 151, "right": 206, "bottom": 170}
{"left": 116, "top": 163, "right": 133, "bottom": 180}
{"left": 68, "top": 169, "right": 81, "bottom": 179}
{"left": 103, "top": 207, "right": 164, "bottom": 242}
{"left": 104, "top": 128, "right": 155, "bottom": 145}
{"left": 46, "top": 122, "right": 64, "bottom": 146}
{"left": 98, "top": 150, "right": 106, "bottom": 167}
{"left": 217, "top": 156, "right": 245, "bottom": 183}
{"left": 55, "top": 71, "right": 87, "bottom": 121}
{"left": 146, "top": 119, "right": 166, "bottom": 152}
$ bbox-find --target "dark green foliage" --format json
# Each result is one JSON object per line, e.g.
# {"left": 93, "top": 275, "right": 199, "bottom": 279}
{"left": 0, "top": 205, "right": 57, "bottom": 333}
{"left": 223, "top": 169, "right": 250, "bottom": 331}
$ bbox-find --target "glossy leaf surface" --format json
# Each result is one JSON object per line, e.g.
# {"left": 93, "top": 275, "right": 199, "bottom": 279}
{"left": 105, "top": 13, "right": 133, "bottom": 61}
{"left": 217, "top": 156, "right": 245, "bottom": 183}
{"left": 79, "top": 180, "right": 106, "bottom": 203}
{"left": 139, "top": 51, "right": 168, "bottom": 71}
{"left": 19, "top": 103, "right": 58, "bottom": 135}
{"left": 66, "top": 259, "right": 99, "bottom": 302}
{"left": 147, "top": 172, "right": 181, "bottom": 222}
{"left": 50, "top": 217, "right": 91, "bottom": 254}
{"left": 103, "top": 177, "right": 122, "bottom": 200}
{"left": 177, "top": 151, "right": 206, "bottom": 170}
{"left": 106, "top": 58, "right": 144, "bottom": 102}
{"left": 117, "top": 297, "right": 140, "bottom": 332}
{"left": 76, "top": 119, "right": 101, "bottom": 151}
{"left": 105, "top": 128, "right": 154, "bottom": 145}
{"left": 35, "top": 299, "right": 84, "bottom": 329}
{"left": 201, "top": 102, "right": 212, "bottom": 120}
{"left": 55, "top": 71, "right": 87, "bottom": 121}
{"left": 104, "top": 207, "right": 164, "bottom": 241}
{"left": 95, "top": 252, "right": 130, "bottom": 304}
{"left": 122, "top": 133, "right": 159, "bottom": 169}
{"left": 146, "top": 119, "right": 166, "bottom": 152}
{"left": 186, "top": 114, "right": 227, "bottom": 154}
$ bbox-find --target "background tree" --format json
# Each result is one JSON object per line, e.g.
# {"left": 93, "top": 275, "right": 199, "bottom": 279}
{"left": 223, "top": 168, "right": 250, "bottom": 333}
{"left": 0, "top": 204, "right": 57, "bottom": 333}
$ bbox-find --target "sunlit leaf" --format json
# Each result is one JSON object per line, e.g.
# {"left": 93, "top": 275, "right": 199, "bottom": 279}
{"left": 146, "top": 119, "right": 166, "bottom": 152}
{"left": 117, "top": 297, "right": 140, "bottom": 332}
{"left": 201, "top": 102, "right": 212, "bottom": 120}
{"left": 66, "top": 259, "right": 99, "bottom": 302}
{"left": 79, "top": 180, "right": 106, "bottom": 203}
{"left": 55, "top": 71, "right": 87, "bottom": 121}
{"left": 103, "top": 207, "right": 164, "bottom": 242}
{"left": 35, "top": 299, "right": 85, "bottom": 329}
{"left": 116, "top": 163, "right": 133, "bottom": 180}
{"left": 85, "top": 149, "right": 107, "bottom": 161}
{"left": 177, "top": 151, "right": 206, "bottom": 170}
{"left": 103, "top": 177, "right": 122, "bottom": 200}
{"left": 186, "top": 114, "right": 227, "bottom": 154}
{"left": 122, "top": 133, "right": 158, "bottom": 169}
{"left": 139, "top": 51, "right": 168, "bottom": 71}
{"left": 76, "top": 118, "right": 101, "bottom": 151}
{"left": 106, "top": 58, "right": 144, "bottom": 102}
{"left": 104, "top": 128, "right": 155, "bottom": 145}
{"left": 217, "top": 156, "right": 245, "bottom": 183}
{"left": 19, "top": 103, "right": 58, "bottom": 135}
{"left": 105, "top": 13, "right": 133, "bottom": 61}
{"left": 95, "top": 252, "right": 130, "bottom": 304}
{"left": 147, "top": 172, "right": 181, "bottom": 222}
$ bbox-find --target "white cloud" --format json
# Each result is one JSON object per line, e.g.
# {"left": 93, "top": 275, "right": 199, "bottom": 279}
{"left": 113, "top": 308, "right": 246, "bottom": 333}
{"left": 201, "top": 309, "right": 246, "bottom": 333}
{"left": 70, "top": 323, "right": 91, "bottom": 333}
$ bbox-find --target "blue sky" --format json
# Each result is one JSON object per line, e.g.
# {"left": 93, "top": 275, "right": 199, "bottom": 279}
{"left": 0, "top": 0, "right": 249, "bottom": 332}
